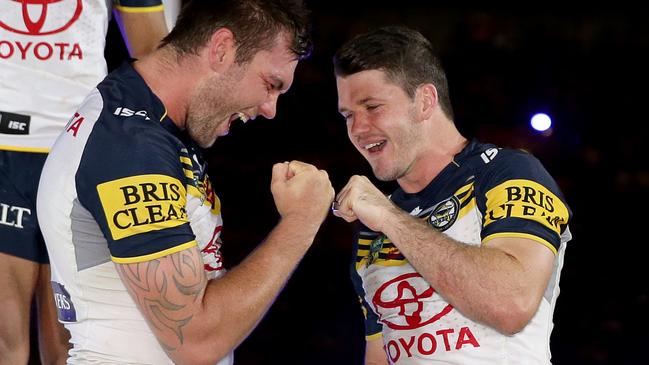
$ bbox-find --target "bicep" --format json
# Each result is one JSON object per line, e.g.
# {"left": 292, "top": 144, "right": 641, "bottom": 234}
{"left": 365, "top": 337, "right": 388, "bottom": 365}
{"left": 483, "top": 236, "right": 555, "bottom": 297}
{"left": 116, "top": 246, "right": 207, "bottom": 352}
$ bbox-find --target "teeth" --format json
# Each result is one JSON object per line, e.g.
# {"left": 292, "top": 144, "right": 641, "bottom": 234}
{"left": 237, "top": 113, "right": 249, "bottom": 123}
{"left": 364, "top": 141, "right": 384, "bottom": 150}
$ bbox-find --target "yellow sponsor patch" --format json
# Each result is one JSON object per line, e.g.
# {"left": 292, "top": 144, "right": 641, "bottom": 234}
{"left": 97, "top": 175, "right": 188, "bottom": 240}
{"left": 484, "top": 179, "right": 569, "bottom": 235}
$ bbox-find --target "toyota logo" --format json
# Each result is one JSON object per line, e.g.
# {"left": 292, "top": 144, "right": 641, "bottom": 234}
{"left": 373, "top": 272, "right": 453, "bottom": 330}
{"left": 0, "top": 0, "right": 83, "bottom": 36}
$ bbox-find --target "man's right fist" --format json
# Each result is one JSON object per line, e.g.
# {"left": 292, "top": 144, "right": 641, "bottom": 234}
{"left": 270, "top": 161, "right": 334, "bottom": 227}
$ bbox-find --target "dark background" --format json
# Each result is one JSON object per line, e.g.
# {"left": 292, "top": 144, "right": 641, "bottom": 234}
{"left": 102, "top": 2, "right": 649, "bottom": 364}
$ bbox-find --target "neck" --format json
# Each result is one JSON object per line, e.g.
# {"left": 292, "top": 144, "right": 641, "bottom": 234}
{"left": 397, "top": 117, "right": 467, "bottom": 194}
{"left": 133, "top": 47, "right": 196, "bottom": 129}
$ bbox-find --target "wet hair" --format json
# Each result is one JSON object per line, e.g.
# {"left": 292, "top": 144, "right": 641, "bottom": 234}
{"left": 160, "top": 0, "right": 312, "bottom": 63}
{"left": 334, "top": 26, "right": 454, "bottom": 120}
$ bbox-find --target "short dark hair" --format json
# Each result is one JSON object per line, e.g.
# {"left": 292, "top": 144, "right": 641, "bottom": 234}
{"left": 160, "top": 0, "right": 312, "bottom": 63}
{"left": 334, "top": 26, "right": 454, "bottom": 120}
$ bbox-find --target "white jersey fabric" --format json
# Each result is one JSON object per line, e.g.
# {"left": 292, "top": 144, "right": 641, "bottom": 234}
{"left": 37, "top": 62, "right": 232, "bottom": 365}
{"left": 352, "top": 140, "right": 572, "bottom": 364}
{"left": 0, "top": 0, "right": 169, "bottom": 152}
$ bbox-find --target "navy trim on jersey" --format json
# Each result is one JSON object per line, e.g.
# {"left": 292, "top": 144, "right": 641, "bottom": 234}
{"left": 351, "top": 139, "right": 572, "bottom": 334}
{"left": 113, "top": 0, "right": 163, "bottom": 8}
{"left": 350, "top": 228, "right": 383, "bottom": 337}
{"left": 76, "top": 63, "right": 197, "bottom": 260}
{"left": 390, "top": 139, "right": 571, "bottom": 250}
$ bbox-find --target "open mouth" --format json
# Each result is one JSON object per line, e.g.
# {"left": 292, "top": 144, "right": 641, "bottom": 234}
{"left": 226, "top": 112, "right": 251, "bottom": 132}
{"left": 364, "top": 140, "right": 387, "bottom": 153}
{"left": 229, "top": 112, "right": 250, "bottom": 124}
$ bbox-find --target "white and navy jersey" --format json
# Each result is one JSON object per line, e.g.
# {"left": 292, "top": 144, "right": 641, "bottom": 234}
{"left": 0, "top": 0, "right": 164, "bottom": 152}
{"left": 37, "top": 62, "right": 232, "bottom": 365}
{"left": 351, "top": 140, "right": 572, "bottom": 365}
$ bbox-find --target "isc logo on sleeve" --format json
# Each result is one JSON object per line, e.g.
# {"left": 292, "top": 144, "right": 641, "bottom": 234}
{"left": 97, "top": 175, "right": 188, "bottom": 240}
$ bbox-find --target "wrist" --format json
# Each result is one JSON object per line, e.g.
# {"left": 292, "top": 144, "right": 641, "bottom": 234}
{"left": 380, "top": 203, "right": 410, "bottom": 238}
{"left": 278, "top": 214, "right": 323, "bottom": 236}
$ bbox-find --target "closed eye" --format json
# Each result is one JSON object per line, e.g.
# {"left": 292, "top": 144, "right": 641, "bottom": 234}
{"left": 264, "top": 75, "right": 285, "bottom": 94}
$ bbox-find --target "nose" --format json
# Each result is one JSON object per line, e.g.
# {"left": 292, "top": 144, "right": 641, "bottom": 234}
{"left": 258, "top": 94, "right": 279, "bottom": 119}
{"left": 349, "top": 113, "right": 371, "bottom": 136}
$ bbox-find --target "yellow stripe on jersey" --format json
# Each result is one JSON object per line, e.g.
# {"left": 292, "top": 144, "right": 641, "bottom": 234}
{"left": 457, "top": 197, "right": 476, "bottom": 221}
{"left": 366, "top": 332, "right": 383, "bottom": 340}
{"left": 183, "top": 168, "right": 194, "bottom": 179}
{"left": 160, "top": 109, "right": 168, "bottom": 122}
{"left": 358, "top": 238, "right": 372, "bottom": 245}
{"left": 187, "top": 185, "right": 201, "bottom": 198}
{"left": 357, "top": 237, "right": 407, "bottom": 268}
{"left": 482, "top": 232, "right": 558, "bottom": 255}
{"left": 358, "top": 296, "right": 368, "bottom": 318}
{"left": 180, "top": 156, "right": 192, "bottom": 166}
{"left": 484, "top": 179, "right": 569, "bottom": 235}
{"left": 357, "top": 248, "right": 370, "bottom": 256}
{"left": 454, "top": 181, "right": 477, "bottom": 221}
{"left": 0, "top": 145, "right": 50, "bottom": 153}
{"left": 455, "top": 182, "right": 474, "bottom": 204}
{"left": 187, "top": 185, "right": 203, "bottom": 199}
{"left": 187, "top": 185, "right": 222, "bottom": 215}
{"left": 97, "top": 174, "right": 187, "bottom": 240}
{"left": 112, "top": 240, "right": 197, "bottom": 264}
{"left": 114, "top": 4, "right": 164, "bottom": 13}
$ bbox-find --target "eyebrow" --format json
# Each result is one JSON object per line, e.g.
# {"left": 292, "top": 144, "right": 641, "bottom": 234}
{"left": 338, "top": 97, "right": 379, "bottom": 113}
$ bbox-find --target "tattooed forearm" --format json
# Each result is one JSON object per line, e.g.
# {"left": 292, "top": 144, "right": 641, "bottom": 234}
{"left": 116, "top": 247, "right": 207, "bottom": 352}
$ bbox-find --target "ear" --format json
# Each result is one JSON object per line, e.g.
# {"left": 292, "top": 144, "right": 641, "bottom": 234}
{"left": 206, "top": 28, "right": 237, "bottom": 72}
{"left": 416, "top": 83, "right": 439, "bottom": 121}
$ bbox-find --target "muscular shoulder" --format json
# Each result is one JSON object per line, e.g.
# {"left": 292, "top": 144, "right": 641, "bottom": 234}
{"left": 467, "top": 145, "right": 561, "bottom": 197}
{"left": 466, "top": 143, "right": 571, "bottom": 249}
{"left": 81, "top": 81, "right": 179, "bottom": 176}
{"left": 74, "top": 65, "right": 187, "bottom": 202}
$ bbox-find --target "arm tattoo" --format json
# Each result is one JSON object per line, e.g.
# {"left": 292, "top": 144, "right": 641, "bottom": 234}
{"left": 117, "top": 247, "right": 207, "bottom": 352}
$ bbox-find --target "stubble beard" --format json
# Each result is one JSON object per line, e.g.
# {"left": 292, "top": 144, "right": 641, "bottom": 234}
{"left": 372, "top": 158, "right": 412, "bottom": 182}
{"left": 186, "top": 68, "right": 245, "bottom": 148}
{"left": 371, "top": 112, "right": 420, "bottom": 182}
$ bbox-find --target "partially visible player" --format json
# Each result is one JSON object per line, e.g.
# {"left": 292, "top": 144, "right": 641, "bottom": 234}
{"left": 0, "top": 1, "right": 174, "bottom": 363}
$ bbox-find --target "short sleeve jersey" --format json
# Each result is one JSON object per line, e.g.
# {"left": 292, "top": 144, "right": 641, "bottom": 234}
{"left": 0, "top": 0, "right": 164, "bottom": 152}
{"left": 351, "top": 140, "right": 572, "bottom": 365}
{"left": 37, "top": 62, "right": 232, "bottom": 365}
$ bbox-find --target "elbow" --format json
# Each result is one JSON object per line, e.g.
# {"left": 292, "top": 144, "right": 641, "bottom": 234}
{"left": 174, "top": 351, "right": 231, "bottom": 365}
{"left": 170, "top": 341, "right": 232, "bottom": 365}
{"left": 495, "top": 314, "right": 530, "bottom": 336}
{"left": 491, "top": 297, "right": 539, "bottom": 336}
{"left": 197, "top": 353, "right": 232, "bottom": 365}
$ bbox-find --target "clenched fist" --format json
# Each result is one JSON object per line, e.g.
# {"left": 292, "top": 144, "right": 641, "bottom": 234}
{"left": 333, "top": 175, "right": 398, "bottom": 232}
{"left": 270, "top": 161, "right": 335, "bottom": 230}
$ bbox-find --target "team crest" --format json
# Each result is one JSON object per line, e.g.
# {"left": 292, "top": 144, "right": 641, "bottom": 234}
{"left": 366, "top": 234, "right": 386, "bottom": 267}
{"left": 427, "top": 196, "right": 460, "bottom": 232}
